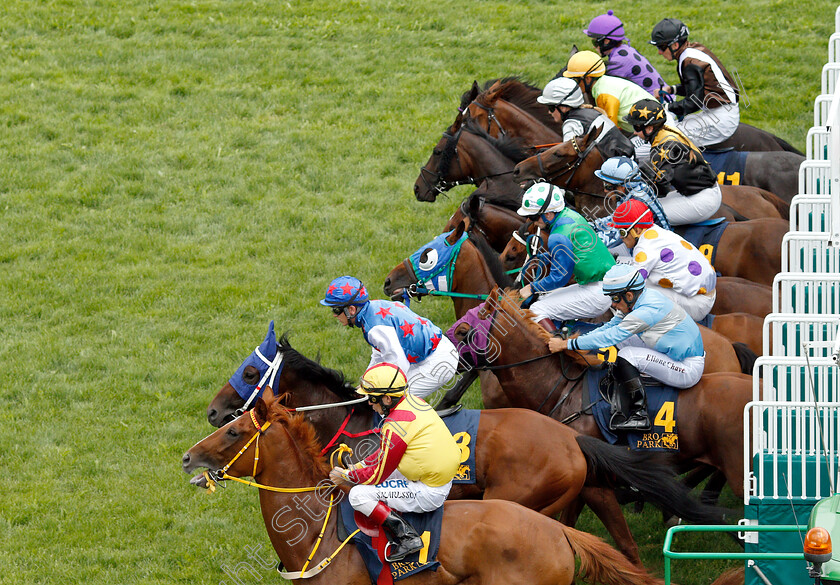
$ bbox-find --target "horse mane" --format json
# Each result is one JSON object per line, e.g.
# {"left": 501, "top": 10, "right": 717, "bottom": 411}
{"left": 277, "top": 333, "right": 358, "bottom": 399}
{"left": 476, "top": 77, "right": 564, "bottom": 134}
{"left": 462, "top": 120, "right": 531, "bottom": 163}
{"left": 494, "top": 289, "right": 551, "bottom": 344}
{"left": 467, "top": 228, "right": 515, "bottom": 289}
{"left": 267, "top": 400, "right": 331, "bottom": 475}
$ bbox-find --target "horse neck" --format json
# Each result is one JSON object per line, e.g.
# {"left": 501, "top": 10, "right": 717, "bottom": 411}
{"left": 254, "top": 425, "right": 343, "bottom": 575}
{"left": 458, "top": 132, "right": 515, "bottom": 182}
{"left": 496, "top": 99, "right": 561, "bottom": 145}
{"left": 451, "top": 241, "right": 497, "bottom": 318}
{"left": 565, "top": 149, "right": 607, "bottom": 220}
{"left": 278, "top": 372, "right": 373, "bottom": 448}
{"left": 489, "top": 307, "right": 584, "bottom": 412}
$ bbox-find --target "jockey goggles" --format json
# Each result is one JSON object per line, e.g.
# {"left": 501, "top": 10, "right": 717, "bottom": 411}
{"left": 613, "top": 208, "right": 653, "bottom": 238}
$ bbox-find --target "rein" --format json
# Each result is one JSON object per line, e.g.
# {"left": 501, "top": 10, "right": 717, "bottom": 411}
{"left": 203, "top": 410, "right": 362, "bottom": 580}
{"left": 533, "top": 136, "right": 607, "bottom": 201}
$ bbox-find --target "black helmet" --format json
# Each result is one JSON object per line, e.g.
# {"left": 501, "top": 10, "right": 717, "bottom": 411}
{"left": 623, "top": 99, "right": 666, "bottom": 128}
{"left": 649, "top": 18, "right": 689, "bottom": 47}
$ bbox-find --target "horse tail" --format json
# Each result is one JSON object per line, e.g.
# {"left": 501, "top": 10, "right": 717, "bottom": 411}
{"left": 732, "top": 342, "right": 758, "bottom": 375}
{"left": 562, "top": 524, "right": 665, "bottom": 585}
{"left": 772, "top": 135, "right": 805, "bottom": 156}
{"left": 574, "top": 435, "right": 727, "bottom": 525}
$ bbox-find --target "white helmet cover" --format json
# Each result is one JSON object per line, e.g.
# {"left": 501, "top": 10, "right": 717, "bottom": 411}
{"left": 536, "top": 78, "right": 584, "bottom": 108}
{"left": 517, "top": 182, "right": 566, "bottom": 216}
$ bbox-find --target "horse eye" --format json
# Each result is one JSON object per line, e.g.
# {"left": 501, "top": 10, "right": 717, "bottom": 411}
{"left": 432, "top": 149, "right": 442, "bottom": 156}
{"left": 418, "top": 248, "right": 439, "bottom": 271}
{"left": 227, "top": 427, "right": 239, "bottom": 438}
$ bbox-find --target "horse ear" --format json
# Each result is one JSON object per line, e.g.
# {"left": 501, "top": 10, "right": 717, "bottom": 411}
{"left": 254, "top": 397, "right": 268, "bottom": 424}
{"left": 467, "top": 192, "right": 483, "bottom": 219}
{"left": 448, "top": 220, "right": 466, "bottom": 244}
{"left": 585, "top": 123, "right": 602, "bottom": 144}
{"left": 452, "top": 322, "right": 472, "bottom": 343}
{"left": 470, "top": 80, "right": 480, "bottom": 100}
{"left": 259, "top": 321, "right": 278, "bottom": 359}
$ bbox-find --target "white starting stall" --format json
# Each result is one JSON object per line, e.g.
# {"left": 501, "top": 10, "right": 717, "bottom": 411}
{"left": 742, "top": 8, "right": 840, "bottom": 584}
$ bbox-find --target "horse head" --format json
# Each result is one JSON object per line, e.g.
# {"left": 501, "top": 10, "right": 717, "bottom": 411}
{"left": 206, "top": 323, "right": 354, "bottom": 427}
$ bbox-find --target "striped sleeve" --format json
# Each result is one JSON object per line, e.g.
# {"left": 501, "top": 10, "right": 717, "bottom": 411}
{"left": 347, "top": 427, "right": 408, "bottom": 485}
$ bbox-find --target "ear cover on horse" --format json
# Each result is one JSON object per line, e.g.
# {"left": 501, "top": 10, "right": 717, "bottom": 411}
{"left": 229, "top": 320, "right": 278, "bottom": 401}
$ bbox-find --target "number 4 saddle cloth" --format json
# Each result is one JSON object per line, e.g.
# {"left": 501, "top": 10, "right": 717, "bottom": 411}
{"left": 587, "top": 367, "right": 681, "bottom": 452}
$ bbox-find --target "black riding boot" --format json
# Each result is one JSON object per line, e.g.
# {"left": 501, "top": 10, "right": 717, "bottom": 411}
{"left": 381, "top": 511, "right": 424, "bottom": 562}
{"left": 609, "top": 357, "right": 651, "bottom": 432}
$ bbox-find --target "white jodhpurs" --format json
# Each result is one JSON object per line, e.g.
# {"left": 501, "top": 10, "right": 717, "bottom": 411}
{"left": 348, "top": 469, "right": 453, "bottom": 516}
{"left": 647, "top": 285, "right": 716, "bottom": 323}
{"left": 658, "top": 183, "right": 722, "bottom": 226}
{"left": 407, "top": 335, "right": 459, "bottom": 400}
{"left": 530, "top": 282, "right": 613, "bottom": 322}
{"left": 677, "top": 103, "right": 740, "bottom": 148}
{"left": 618, "top": 345, "right": 705, "bottom": 389}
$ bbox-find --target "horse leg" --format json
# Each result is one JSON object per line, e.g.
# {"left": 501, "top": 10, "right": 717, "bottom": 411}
{"left": 577, "top": 486, "right": 642, "bottom": 566}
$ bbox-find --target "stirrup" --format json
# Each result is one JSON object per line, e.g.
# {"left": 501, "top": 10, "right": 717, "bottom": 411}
{"left": 384, "top": 537, "right": 423, "bottom": 562}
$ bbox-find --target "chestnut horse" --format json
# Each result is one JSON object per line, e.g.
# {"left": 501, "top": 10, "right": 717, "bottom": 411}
{"left": 511, "top": 131, "right": 788, "bottom": 287}
{"left": 449, "top": 288, "right": 752, "bottom": 502}
{"left": 183, "top": 398, "right": 668, "bottom": 585}
{"left": 206, "top": 325, "right": 726, "bottom": 564}
{"left": 462, "top": 78, "right": 802, "bottom": 202}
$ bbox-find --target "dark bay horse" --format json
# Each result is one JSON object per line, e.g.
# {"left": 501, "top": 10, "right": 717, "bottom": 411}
{"left": 184, "top": 398, "right": 669, "bottom": 585}
{"left": 464, "top": 78, "right": 802, "bottom": 202}
{"left": 449, "top": 288, "right": 752, "bottom": 500}
{"left": 205, "top": 325, "right": 724, "bottom": 565}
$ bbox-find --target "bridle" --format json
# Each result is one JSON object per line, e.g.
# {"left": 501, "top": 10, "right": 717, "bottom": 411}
{"left": 531, "top": 135, "right": 607, "bottom": 202}
{"left": 418, "top": 125, "right": 514, "bottom": 196}
{"left": 468, "top": 100, "right": 507, "bottom": 137}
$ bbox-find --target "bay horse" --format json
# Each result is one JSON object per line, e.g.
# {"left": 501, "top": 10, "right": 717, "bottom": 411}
{"left": 383, "top": 221, "right": 756, "bottom": 371}
{"left": 183, "top": 398, "right": 669, "bottom": 585}
{"left": 449, "top": 287, "right": 752, "bottom": 500}
{"left": 205, "top": 326, "right": 726, "bottom": 565}
{"left": 511, "top": 130, "right": 788, "bottom": 287}
{"left": 463, "top": 78, "right": 802, "bottom": 202}
{"left": 510, "top": 124, "right": 790, "bottom": 221}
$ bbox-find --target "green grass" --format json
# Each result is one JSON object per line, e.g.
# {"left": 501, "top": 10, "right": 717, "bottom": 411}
{"left": 0, "top": 1, "right": 831, "bottom": 583}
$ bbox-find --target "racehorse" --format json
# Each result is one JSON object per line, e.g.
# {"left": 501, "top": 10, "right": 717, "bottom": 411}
{"left": 184, "top": 398, "right": 670, "bottom": 585}
{"left": 463, "top": 78, "right": 802, "bottom": 201}
{"left": 205, "top": 326, "right": 725, "bottom": 565}
{"left": 383, "top": 221, "right": 755, "bottom": 373}
{"left": 448, "top": 287, "right": 752, "bottom": 500}
{"left": 510, "top": 131, "right": 788, "bottom": 287}
{"left": 510, "top": 124, "right": 790, "bottom": 221}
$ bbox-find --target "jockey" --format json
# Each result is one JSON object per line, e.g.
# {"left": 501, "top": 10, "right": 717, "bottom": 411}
{"left": 624, "top": 98, "right": 722, "bottom": 226}
{"left": 562, "top": 50, "right": 675, "bottom": 160}
{"left": 591, "top": 156, "right": 670, "bottom": 250}
{"left": 329, "top": 363, "right": 461, "bottom": 562}
{"left": 650, "top": 18, "right": 740, "bottom": 148}
{"left": 321, "top": 276, "right": 458, "bottom": 400}
{"left": 548, "top": 264, "right": 705, "bottom": 431}
{"left": 537, "top": 77, "right": 634, "bottom": 159}
{"left": 611, "top": 199, "right": 717, "bottom": 322}
{"left": 583, "top": 10, "right": 668, "bottom": 97}
{"left": 516, "top": 182, "right": 615, "bottom": 332}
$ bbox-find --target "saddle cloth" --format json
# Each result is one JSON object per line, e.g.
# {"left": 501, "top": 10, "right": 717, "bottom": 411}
{"left": 675, "top": 219, "right": 728, "bottom": 267}
{"left": 339, "top": 498, "right": 443, "bottom": 584}
{"left": 703, "top": 149, "right": 748, "bottom": 186}
{"left": 586, "top": 368, "right": 680, "bottom": 452}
